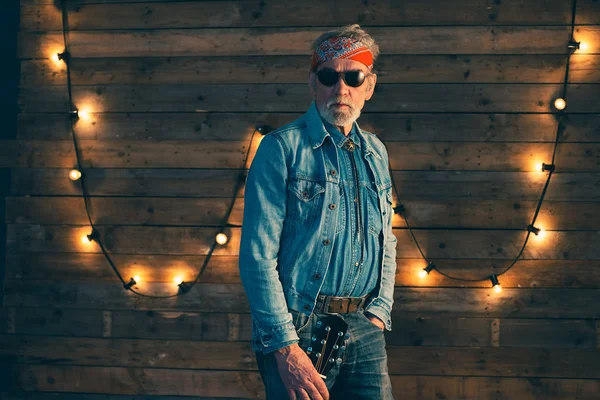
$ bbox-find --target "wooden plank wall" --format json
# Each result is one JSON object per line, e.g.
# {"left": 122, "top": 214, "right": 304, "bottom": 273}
{"left": 2, "top": 0, "right": 600, "bottom": 398}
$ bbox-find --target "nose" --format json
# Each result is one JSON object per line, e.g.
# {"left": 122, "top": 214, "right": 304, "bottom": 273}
{"left": 332, "top": 75, "right": 350, "bottom": 96}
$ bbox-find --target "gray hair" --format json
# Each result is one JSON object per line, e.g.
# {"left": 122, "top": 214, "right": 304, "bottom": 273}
{"left": 310, "top": 24, "right": 380, "bottom": 71}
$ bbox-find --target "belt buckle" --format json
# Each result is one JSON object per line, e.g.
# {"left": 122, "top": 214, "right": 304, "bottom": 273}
{"left": 322, "top": 296, "right": 333, "bottom": 313}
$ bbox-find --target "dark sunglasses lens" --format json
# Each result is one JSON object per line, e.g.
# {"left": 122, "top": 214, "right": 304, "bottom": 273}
{"left": 317, "top": 69, "right": 339, "bottom": 86}
{"left": 345, "top": 71, "right": 366, "bottom": 87}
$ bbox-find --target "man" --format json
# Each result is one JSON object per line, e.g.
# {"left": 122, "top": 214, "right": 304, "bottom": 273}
{"left": 239, "top": 24, "right": 397, "bottom": 400}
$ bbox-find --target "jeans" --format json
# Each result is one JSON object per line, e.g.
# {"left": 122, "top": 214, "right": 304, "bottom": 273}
{"left": 255, "top": 309, "right": 394, "bottom": 400}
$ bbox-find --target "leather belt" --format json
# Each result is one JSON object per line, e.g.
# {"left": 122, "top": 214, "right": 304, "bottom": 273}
{"left": 314, "top": 294, "right": 368, "bottom": 314}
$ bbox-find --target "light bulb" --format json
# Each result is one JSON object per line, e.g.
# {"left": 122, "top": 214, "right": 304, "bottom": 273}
{"left": 133, "top": 276, "right": 141, "bottom": 283}
{"left": 536, "top": 228, "right": 546, "bottom": 240}
{"left": 580, "top": 42, "right": 589, "bottom": 52}
{"left": 216, "top": 233, "right": 228, "bottom": 245}
{"left": 173, "top": 276, "right": 183, "bottom": 285}
{"left": 82, "top": 234, "right": 91, "bottom": 244}
{"left": 418, "top": 269, "right": 428, "bottom": 278}
{"left": 51, "top": 53, "right": 60, "bottom": 63}
{"left": 69, "top": 169, "right": 81, "bottom": 181}
{"left": 554, "top": 98, "right": 566, "bottom": 110}
{"left": 494, "top": 284, "right": 502, "bottom": 293}
{"left": 78, "top": 109, "right": 91, "bottom": 121}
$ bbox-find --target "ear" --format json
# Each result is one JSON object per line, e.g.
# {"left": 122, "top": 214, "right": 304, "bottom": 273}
{"left": 365, "top": 73, "right": 377, "bottom": 101}
{"left": 308, "top": 71, "right": 317, "bottom": 97}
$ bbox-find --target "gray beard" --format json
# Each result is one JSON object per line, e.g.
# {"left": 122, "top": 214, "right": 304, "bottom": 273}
{"left": 318, "top": 99, "right": 362, "bottom": 129}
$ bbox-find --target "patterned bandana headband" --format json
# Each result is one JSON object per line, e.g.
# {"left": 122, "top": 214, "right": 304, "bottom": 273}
{"left": 311, "top": 36, "right": 374, "bottom": 70}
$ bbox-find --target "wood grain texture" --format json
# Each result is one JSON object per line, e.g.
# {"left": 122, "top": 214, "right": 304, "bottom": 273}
{"left": 3, "top": 335, "right": 600, "bottom": 378}
{"left": 17, "top": 112, "right": 600, "bottom": 142}
{"left": 8, "top": 168, "right": 600, "bottom": 200}
{"left": 18, "top": 26, "right": 583, "bottom": 59}
{"left": 4, "top": 281, "right": 600, "bottom": 318}
{"left": 6, "top": 224, "right": 600, "bottom": 259}
{"left": 24, "top": 54, "right": 600, "bottom": 85}
{"left": 7, "top": 197, "right": 600, "bottom": 230}
{"left": 18, "top": 83, "right": 600, "bottom": 113}
{"left": 20, "top": 0, "right": 578, "bottom": 31}
{"left": 4, "top": 139, "right": 600, "bottom": 171}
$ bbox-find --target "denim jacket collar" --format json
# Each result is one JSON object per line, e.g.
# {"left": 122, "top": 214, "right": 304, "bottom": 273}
{"left": 306, "top": 101, "right": 382, "bottom": 160}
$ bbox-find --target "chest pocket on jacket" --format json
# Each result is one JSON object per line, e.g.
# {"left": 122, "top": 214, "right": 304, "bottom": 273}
{"left": 287, "top": 179, "right": 325, "bottom": 224}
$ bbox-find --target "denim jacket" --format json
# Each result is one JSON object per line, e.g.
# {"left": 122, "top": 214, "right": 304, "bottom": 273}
{"left": 239, "top": 101, "right": 398, "bottom": 353}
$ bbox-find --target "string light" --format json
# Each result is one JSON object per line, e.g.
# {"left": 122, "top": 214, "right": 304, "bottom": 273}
{"left": 69, "top": 169, "right": 82, "bottom": 181}
{"left": 527, "top": 224, "right": 541, "bottom": 236}
{"left": 393, "top": 204, "right": 405, "bottom": 215}
{"left": 81, "top": 230, "right": 98, "bottom": 244}
{"left": 554, "top": 98, "right": 566, "bottom": 111}
{"left": 123, "top": 277, "right": 137, "bottom": 290}
{"left": 57, "top": 51, "right": 70, "bottom": 62}
{"left": 490, "top": 274, "right": 502, "bottom": 293}
{"left": 178, "top": 281, "right": 191, "bottom": 293}
{"left": 579, "top": 42, "right": 589, "bottom": 52}
{"left": 567, "top": 40, "right": 580, "bottom": 50}
{"left": 216, "top": 233, "right": 228, "bottom": 245}
{"left": 541, "top": 163, "right": 555, "bottom": 172}
{"left": 418, "top": 262, "right": 436, "bottom": 278}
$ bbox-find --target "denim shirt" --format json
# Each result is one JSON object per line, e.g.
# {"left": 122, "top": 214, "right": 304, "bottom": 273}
{"left": 239, "top": 101, "right": 398, "bottom": 354}
{"left": 319, "top": 121, "right": 381, "bottom": 298}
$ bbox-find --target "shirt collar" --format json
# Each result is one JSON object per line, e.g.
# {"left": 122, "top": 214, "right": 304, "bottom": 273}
{"left": 305, "top": 101, "right": 380, "bottom": 159}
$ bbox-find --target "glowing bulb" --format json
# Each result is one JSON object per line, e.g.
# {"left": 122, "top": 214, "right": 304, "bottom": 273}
{"left": 536, "top": 228, "right": 546, "bottom": 240}
{"left": 78, "top": 109, "right": 91, "bottom": 121}
{"left": 494, "top": 284, "right": 502, "bottom": 293}
{"left": 554, "top": 98, "right": 566, "bottom": 110}
{"left": 173, "top": 276, "right": 183, "bottom": 285}
{"left": 69, "top": 169, "right": 82, "bottom": 181}
{"left": 216, "top": 233, "right": 228, "bottom": 245}
{"left": 580, "top": 42, "right": 589, "bottom": 52}
{"left": 82, "top": 234, "right": 91, "bottom": 244}
{"left": 51, "top": 53, "right": 60, "bottom": 63}
{"left": 133, "top": 276, "right": 141, "bottom": 283}
{"left": 418, "top": 269, "right": 428, "bottom": 279}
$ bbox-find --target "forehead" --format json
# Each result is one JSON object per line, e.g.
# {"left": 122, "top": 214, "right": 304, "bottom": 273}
{"left": 317, "top": 58, "right": 369, "bottom": 73}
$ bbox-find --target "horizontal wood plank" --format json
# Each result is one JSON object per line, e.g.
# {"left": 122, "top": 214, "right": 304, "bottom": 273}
{"left": 4, "top": 306, "right": 596, "bottom": 348}
{"left": 18, "top": 26, "right": 582, "bottom": 59}
{"left": 8, "top": 197, "right": 600, "bottom": 230}
{"left": 6, "top": 224, "right": 600, "bottom": 259}
{"left": 20, "top": 0, "right": 577, "bottom": 31}
{"left": 18, "top": 83, "right": 600, "bottom": 113}
{"left": 4, "top": 139, "right": 600, "bottom": 172}
{"left": 13, "top": 364, "right": 263, "bottom": 397}
{"left": 4, "top": 281, "right": 600, "bottom": 317}
{"left": 6, "top": 368, "right": 600, "bottom": 399}
{"left": 6, "top": 251, "right": 600, "bottom": 288}
{"left": 24, "top": 54, "right": 600, "bottom": 85}
{"left": 3, "top": 335, "right": 600, "bottom": 378}
{"left": 9, "top": 169, "right": 600, "bottom": 201}
{"left": 17, "top": 112, "right": 600, "bottom": 143}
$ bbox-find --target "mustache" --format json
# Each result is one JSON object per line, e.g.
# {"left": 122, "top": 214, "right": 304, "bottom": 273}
{"left": 327, "top": 98, "right": 354, "bottom": 109}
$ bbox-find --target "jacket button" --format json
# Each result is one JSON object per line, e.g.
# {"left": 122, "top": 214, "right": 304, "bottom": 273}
{"left": 304, "top": 304, "right": 311, "bottom": 310}
{"left": 329, "top": 203, "right": 336, "bottom": 210}
{"left": 323, "top": 239, "right": 331, "bottom": 245}
{"left": 314, "top": 273, "right": 321, "bottom": 280}
{"left": 330, "top": 169, "right": 336, "bottom": 176}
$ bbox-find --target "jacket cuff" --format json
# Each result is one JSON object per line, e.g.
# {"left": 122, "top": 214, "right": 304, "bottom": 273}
{"left": 258, "top": 320, "right": 300, "bottom": 354}
{"left": 365, "top": 299, "right": 393, "bottom": 331}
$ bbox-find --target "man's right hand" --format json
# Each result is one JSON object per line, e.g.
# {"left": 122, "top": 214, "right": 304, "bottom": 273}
{"left": 273, "top": 343, "right": 330, "bottom": 400}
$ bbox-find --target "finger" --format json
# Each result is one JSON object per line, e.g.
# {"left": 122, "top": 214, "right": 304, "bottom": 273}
{"left": 288, "top": 389, "right": 297, "bottom": 400}
{"left": 311, "top": 376, "right": 329, "bottom": 400}
{"left": 296, "top": 388, "right": 311, "bottom": 400}
{"left": 305, "top": 382, "right": 325, "bottom": 400}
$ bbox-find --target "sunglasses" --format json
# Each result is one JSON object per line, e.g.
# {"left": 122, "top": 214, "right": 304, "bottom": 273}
{"left": 316, "top": 68, "right": 367, "bottom": 88}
